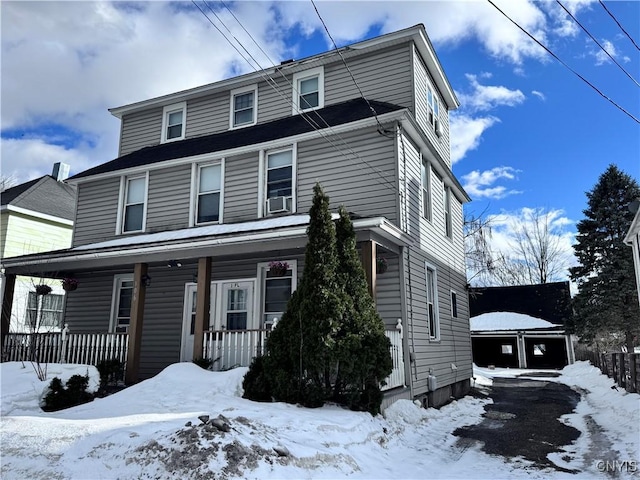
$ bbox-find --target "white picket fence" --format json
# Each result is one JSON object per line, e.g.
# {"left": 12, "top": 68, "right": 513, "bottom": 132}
{"left": 2, "top": 326, "right": 128, "bottom": 368}
{"left": 202, "top": 319, "right": 406, "bottom": 391}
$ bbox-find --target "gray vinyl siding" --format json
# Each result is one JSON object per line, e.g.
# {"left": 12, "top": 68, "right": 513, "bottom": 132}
{"left": 403, "top": 248, "right": 472, "bottom": 396}
{"left": 325, "top": 44, "right": 413, "bottom": 109}
{"left": 255, "top": 74, "right": 294, "bottom": 124}
{"left": 186, "top": 91, "right": 229, "bottom": 138}
{"left": 412, "top": 45, "right": 451, "bottom": 167}
{"left": 72, "top": 178, "right": 120, "bottom": 247}
{"left": 223, "top": 152, "right": 259, "bottom": 223}
{"left": 146, "top": 165, "right": 191, "bottom": 233}
{"left": 119, "top": 107, "right": 163, "bottom": 156}
{"left": 297, "top": 126, "right": 398, "bottom": 223}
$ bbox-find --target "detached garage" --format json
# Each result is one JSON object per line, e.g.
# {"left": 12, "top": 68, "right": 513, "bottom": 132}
{"left": 470, "top": 312, "right": 574, "bottom": 370}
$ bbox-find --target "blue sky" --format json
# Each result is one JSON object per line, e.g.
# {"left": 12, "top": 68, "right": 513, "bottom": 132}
{"left": 2, "top": 1, "right": 639, "bottom": 282}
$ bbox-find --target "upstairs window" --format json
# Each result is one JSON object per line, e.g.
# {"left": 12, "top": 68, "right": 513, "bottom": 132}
{"left": 195, "top": 162, "right": 223, "bottom": 225}
{"left": 161, "top": 102, "right": 186, "bottom": 143}
{"left": 293, "top": 67, "right": 324, "bottom": 113}
{"left": 421, "top": 158, "right": 432, "bottom": 221}
{"left": 265, "top": 149, "right": 294, "bottom": 215}
{"left": 121, "top": 175, "right": 147, "bottom": 233}
{"left": 230, "top": 85, "right": 257, "bottom": 128}
{"left": 444, "top": 187, "right": 452, "bottom": 239}
{"left": 427, "top": 87, "right": 441, "bottom": 136}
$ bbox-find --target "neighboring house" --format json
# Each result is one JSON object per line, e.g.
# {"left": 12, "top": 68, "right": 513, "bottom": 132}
{"left": 0, "top": 164, "right": 76, "bottom": 333}
{"left": 624, "top": 200, "right": 640, "bottom": 307}
{"left": 1, "top": 24, "right": 472, "bottom": 408}
{"left": 469, "top": 282, "right": 575, "bottom": 369}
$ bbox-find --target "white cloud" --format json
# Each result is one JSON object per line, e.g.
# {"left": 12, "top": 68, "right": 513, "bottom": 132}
{"left": 450, "top": 114, "right": 500, "bottom": 164}
{"left": 591, "top": 38, "right": 623, "bottom": 66}
{"left": 458, "top": 74, "right": 526, "bottom": 112}
{"left": 461, "top": 166, "right": 522, "bottom": 200}
{"left": 531, "top": 90, "right": 546, "bottom": 101}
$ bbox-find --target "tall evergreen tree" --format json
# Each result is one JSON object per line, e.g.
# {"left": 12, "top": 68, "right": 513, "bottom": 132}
{"left": 333, "top": 206, "right": 392, "bottom": 414}
{"left": 569, "top": 164, "right": 640, "bottom": 353}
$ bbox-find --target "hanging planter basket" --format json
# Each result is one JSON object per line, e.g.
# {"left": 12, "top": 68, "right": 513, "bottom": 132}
{"left": 61, "top": 278, "right": 79, "bottom": 292}
{"left": 35, "top": 284, "right": 52, "bottom": 296}
{"left": 376, "top": 257, "right": 388, "bottom": 274}
{"left": 268, "top": 261, "right": 289, "bottom": 277}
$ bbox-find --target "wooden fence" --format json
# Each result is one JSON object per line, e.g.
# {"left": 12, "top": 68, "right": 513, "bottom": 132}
{"left": 575, "top": 347, "right": 639, "bottom": 393}
{"left": 2, "top": 327, "right": 128, "bottom": 370}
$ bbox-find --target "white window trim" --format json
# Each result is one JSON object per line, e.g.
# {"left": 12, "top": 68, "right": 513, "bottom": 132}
{"left": 189, "top": 159, "right": 225, "bottom": 227}
{"left": 444, "top": 186, "right": 452, "bottom": 239}
{"left": 115, "top": 172, "right": 149, "bottom": 235}
{"left": 421, "top": 155, "right": 432, "bottom": 222}
{"left": 292, "top": 66, "right": 324, "bottom": 114}
{"left": 229, "top": 84, "right": 258, "bottom": 129}
{"left": 450, "top": 289, "right": 458, "bottom": 318}
{"left": 259, "top": 144, "right": 297, "bottom": 218}
{"left": 161, "top": 102, "right": 187, "bottom": 143}
{"left": 257, "top": 259, "right": 298, "bottom": 328}
{"left": 109, "top": 274, "right": 134, "bottom": 333}
{"left": 425, "top": 261, "right": 440, "bottom": 341}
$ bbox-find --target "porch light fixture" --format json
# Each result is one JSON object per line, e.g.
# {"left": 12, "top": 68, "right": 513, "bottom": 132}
{"left": 167, "top": 260, "right": 182, "bottom": 268}
{"left": 141, "top": 274, "right": 152, "bottom": 287}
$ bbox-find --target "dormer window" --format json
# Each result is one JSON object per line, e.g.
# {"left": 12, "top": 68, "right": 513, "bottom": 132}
{"left": 293, "top": 67, "right": 324, "bottom": 113}
{"left": 161, "top": 102, "right": 186, "bottom": 143}
{"left": 230, "top": 85, "right": 258, "bottom": 129}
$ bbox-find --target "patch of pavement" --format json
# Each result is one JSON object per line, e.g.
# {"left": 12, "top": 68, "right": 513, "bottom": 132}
{"left": 454, "top": 377, "right": 581, "bottom": 473}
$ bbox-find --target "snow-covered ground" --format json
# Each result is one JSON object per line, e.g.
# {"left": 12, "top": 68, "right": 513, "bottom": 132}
{"left": 1, "top": 361, "right": 638, "bottom": 479}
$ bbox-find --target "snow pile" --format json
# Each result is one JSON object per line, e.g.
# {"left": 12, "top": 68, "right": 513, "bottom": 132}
{"left": 470, "top": 311, "right": 559, "bottom": 331}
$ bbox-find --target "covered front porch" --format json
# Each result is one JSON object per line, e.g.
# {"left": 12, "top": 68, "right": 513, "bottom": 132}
{"left": 1, "top": 215, "right": 410, "bottom": 391}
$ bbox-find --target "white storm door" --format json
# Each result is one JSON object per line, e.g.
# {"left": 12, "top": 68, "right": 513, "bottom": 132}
{"left": 220, "top": 281, "right": 255, "bottom": 330}
{"left": 180, "top": 283, "right": 217, "bottom": 361}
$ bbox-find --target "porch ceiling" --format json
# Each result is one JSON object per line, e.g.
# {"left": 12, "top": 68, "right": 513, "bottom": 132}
{"left": 1, "top": 215, "right": 411, "bottom": 276}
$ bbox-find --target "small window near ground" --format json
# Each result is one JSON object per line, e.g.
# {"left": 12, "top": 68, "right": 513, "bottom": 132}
{"left": 501, "top": 344, "right": 513, "bottom": 355}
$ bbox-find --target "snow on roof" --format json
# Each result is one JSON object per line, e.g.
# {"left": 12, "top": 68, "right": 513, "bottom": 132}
{"left": 470, "top": 312, "right": 558, "bottom": 332}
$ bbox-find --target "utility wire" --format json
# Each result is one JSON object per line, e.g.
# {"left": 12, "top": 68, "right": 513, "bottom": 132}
{"left": 191, "top": 0, "right": 399, "bottom": 192}
{"left": 486, "top": 0, "right": 640, "bottom": 124}
{"left": 598, "top": 0, "right": 640, "bottom": 51}
{"left": 556, "top": 0, "right": 639, "bottom": 87}
{"left": 309, "top": 0, "right": 388, "bottom": 133}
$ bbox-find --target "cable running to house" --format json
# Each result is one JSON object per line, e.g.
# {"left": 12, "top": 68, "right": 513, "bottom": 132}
{"left": 191, "top": 0, "right": 399, "bottom": 193}
{"left": 309, "top": 0, "right": 391, "bottom": 135}
{"left": 486, "top": 0, "right": 639, "bottom": 124}
{"left": 556, "top": 0, "right": 639, "bottom": 88}
{"left": 598, "top": 0, "right": 640, "bottom": 51}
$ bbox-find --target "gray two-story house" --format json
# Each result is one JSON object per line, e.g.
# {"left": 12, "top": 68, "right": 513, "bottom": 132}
{"left": 1, "top": 24, "right": 472, "bottom": 408}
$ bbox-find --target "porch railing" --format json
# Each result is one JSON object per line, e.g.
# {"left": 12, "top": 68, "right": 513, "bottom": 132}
{"left": 2, "top": 326, "right": 128, "bottom": 369}
{"left": 203, "top": 319, "right": 406, "bottom": 392}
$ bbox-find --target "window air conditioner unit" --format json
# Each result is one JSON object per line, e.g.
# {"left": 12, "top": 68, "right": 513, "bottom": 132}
{"left": 267, "top": 196, "right": 291, "bottom": 214}
{"left": 435, "top": 121, "right": 443, "bottom": 138}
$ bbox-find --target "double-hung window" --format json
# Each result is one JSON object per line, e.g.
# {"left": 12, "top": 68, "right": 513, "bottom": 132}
{"left": 230, "top": 85, "right": 257, "bottom": 128}
{"left": 26, "top": 292, "right": 64, "bottom": 329}
{"left": 195, "top": 162, "right": 223, "bottom": 224}
{"left": 111, "top": 275, "right": 134, "bottom": 333}
{"left": 427, "top": 86, "right": 440, "bottom": 135}
{"left": 444, "top": 187, "right": 452, "bottom": 239}
{"left": 421, "top": 158, "right": 432, "bottom": 221}
{"left": 293, "top": 67, "right": 324, "bottom": 113}
{"left": 161, "top": 102, "right": 186, "bottom": 142}
{"left": 265, "top": 149, "right": 294, "bottom": 214}
{"left": 426, "top": 263, "right": 439, "bottom": 340}
{"left": 260, "top": 260, "right": 296, "bottom": 328}
{"left": 121, "top": 175, "right": 147, "bottom": 233}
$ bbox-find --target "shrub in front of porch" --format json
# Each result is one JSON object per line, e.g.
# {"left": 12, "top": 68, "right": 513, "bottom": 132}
{"left": 242, "top": 184, "right": 392, "bottom": 415}
{"left": 42, "top": 374, "right": 94, "bottom": 412}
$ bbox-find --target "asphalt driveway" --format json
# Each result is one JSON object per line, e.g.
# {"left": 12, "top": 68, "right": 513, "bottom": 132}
{"left": 454, "top": 375, "right": 582, "bottom": 473}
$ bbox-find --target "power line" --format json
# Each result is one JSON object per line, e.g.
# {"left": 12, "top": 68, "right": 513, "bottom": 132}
{"left": 190, "top": 0, "right": 399, "bottom": 192}
{"left": 486, "top": 0, "right": 639, "bottom": 124}
{"left": 598, "top": 0, "right": 640, "bottom": 51}
{"left": 309, "top": 0, "right": 388, "bottom": 134}
{"left": 556, "top": 0, "right": 639, "bottom": 87}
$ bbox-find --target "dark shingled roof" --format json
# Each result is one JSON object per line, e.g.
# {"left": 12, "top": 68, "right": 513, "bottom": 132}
{"left": 1, "top": 175, "right": 76, "bottom": 221}
{"left": 69, "top": 98, "right": 405, "bottom": 180}
{"left": 469, "top": 282, "right": 573, "bottom": 326}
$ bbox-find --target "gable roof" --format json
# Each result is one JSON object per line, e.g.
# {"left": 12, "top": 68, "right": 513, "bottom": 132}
{"left": 468, "top": 282, "right": 572, "bottom": 326}
{"left": 1, "top": 175, "right": 76, "bottom": 221}
{"left": 68, "top": 98, "right": 404, "bottom": 181}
